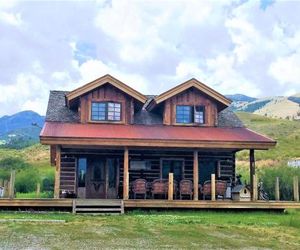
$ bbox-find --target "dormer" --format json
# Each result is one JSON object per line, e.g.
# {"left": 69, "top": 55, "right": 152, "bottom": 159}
{"left": 146, "top": 78, "right": 232, "bottom": 127}
{"left": 66, "top": 74, "right": 147, "bottom": 124}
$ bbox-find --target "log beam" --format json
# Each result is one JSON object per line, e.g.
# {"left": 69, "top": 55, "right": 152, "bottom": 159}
{"left": 123, "top": 147, "right": 129, "bottom": 200}
{"left": 54, "top": 145, "right": 61, "bottom": 199}
{"left": 250, "top": 149, "right": 255, "bottom": 199}
{"left": 193, "top": 150, "right": 199, "bottom": 201}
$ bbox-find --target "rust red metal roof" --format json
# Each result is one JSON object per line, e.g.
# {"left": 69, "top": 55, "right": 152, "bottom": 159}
{"left": 40, "top": 122, "right": 276, "bottom": 149}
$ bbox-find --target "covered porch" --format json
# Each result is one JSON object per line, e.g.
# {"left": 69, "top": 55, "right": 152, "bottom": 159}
{"left": 54, "top": 146, "right": 261, "bottom": 202}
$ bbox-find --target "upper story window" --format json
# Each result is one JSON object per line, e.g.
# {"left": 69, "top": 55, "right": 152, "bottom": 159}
{"left": 91, "top": 101, "right": 121, "bottom": 121}
{"left": 176, "top": 105, "right": 205, "bottom": 124}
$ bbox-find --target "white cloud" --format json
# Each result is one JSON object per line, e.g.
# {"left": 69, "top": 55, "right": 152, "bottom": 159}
{"left": 73, "top": 58, "right": 149, "bottom": 94}
{"left": 0, "top": 73, "right": 48, "bottom": 116}
{"left": 1, "top": 0, "right": 300, "bottom": 116}
{"left": 268, "top": 52, "right": 300, "bottom": 86}
{"left": 0, "top": 11, "right": 22, "bottom": 26}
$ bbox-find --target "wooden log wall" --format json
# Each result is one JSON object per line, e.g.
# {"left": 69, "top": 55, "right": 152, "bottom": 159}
{"left": 59, "top": 153, "right": 77, "bottom": 195}
{"left": 163, "top": 87, "right": 218, "bottom": 126}
{"left": 60, "top": 149, "right": 235, "bottom": 198}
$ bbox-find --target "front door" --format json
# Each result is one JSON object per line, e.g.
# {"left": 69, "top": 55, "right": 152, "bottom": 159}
{"left": 83, "top": 157, "right": 119, "bottom": 199}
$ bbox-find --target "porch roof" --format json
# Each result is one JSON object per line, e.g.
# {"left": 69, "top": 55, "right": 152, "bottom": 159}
{"left": 40, "top": 122, "right": 276, "bottom": 150}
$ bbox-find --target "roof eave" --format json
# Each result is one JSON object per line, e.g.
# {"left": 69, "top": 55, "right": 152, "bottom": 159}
{"left": 66, "top": 74, "right": 148, "bottom": 106}
{"left": 40, "top": 136, "right": 276, "bottom": 150}
{"left": 146, "top": 78, "right": 232, "bottom": 111}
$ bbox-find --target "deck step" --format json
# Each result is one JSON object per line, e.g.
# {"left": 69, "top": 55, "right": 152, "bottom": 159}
{"left": 72, "top": 199, "right": 124, "bottom": 214}
{"left": 75, "top": 208, "right": 122, "bottom": 212}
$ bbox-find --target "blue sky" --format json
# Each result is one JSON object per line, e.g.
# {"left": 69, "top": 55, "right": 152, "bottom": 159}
{"left": 0, "top": 0, "right": 299, "bottom": 116}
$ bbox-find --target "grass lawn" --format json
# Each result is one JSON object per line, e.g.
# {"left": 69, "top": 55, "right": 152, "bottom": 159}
{"left": 0, "top": 210, "right": 300, "bottom": 249}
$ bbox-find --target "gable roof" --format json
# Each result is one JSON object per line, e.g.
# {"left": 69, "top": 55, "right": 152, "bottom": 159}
{"left": 45, "top": 90, "right": 244, "bottom": 127}
{"left": 146, "top": 78, "right": 232, "bottom": 111}
{"left": 66, "top": 74, "right": 148, "bottom": 106}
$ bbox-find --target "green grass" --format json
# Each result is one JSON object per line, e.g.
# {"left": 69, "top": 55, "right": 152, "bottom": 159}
{"left": 236, "top": 112, "right": 300, "bottom": 161}
{"left": 16, "top": 191, "right": 53, "bottom": 198}
{"left": 0, "top": 210, "right": 299, "bottom": 249}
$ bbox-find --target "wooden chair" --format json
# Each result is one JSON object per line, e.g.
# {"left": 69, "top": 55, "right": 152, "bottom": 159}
{"left": 203, "top": 180, "right": 227, "bottom": 200}
{"left": 179, "top": 179, "right": 193, "bottom": 200}
{"left": 151, "top": 179, "right": 168, "bottom": 199}
{"left": 132, "top": 179, "right": 147, "bottom": 199}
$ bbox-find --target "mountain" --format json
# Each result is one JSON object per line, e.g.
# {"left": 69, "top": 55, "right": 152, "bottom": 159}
{"left": 0, "top": 111, "right": 45, "bottom": 148}
{"left": 226, "top": 94, "right": 257, "bottom": 102}
{"left": 229, "top": 94, "right": 300, "bottom": 121}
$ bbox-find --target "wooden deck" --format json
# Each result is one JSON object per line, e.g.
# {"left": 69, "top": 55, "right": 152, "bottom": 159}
{"left": 0, "top": 199, "right": 300, "bottom": 211}
{"left": 0, "top": 199, "right": 73, "bottom": 208}
{"left": 124, "top": 200, "right": 300, "bottom": 210}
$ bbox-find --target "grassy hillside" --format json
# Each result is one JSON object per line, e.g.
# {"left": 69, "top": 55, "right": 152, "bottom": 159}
{"left": 235, "top": 112, "right": 300, "bottom": 199}
{"left": 0, "top": 144, "right": 53, "bottom": 197}
{"left": 236, "top": 112, "right": 300, "bottom": 161}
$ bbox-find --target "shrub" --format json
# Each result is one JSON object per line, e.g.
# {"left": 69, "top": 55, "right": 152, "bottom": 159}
{"left": 259, "top": 166, "right": 300, "bottom": 201}
{"left": 15, "top": 168, "right": 40, "bottom": 193}
{"left": 0, "top": 157, "right": 30, "bottom": 170}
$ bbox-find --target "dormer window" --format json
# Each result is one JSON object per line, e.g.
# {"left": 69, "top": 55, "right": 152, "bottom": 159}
{"left": 176, "top": 105, "right": 205, "bottom": 124}
{"left": 91, "top": 101, "right": 121, "bottom": 121}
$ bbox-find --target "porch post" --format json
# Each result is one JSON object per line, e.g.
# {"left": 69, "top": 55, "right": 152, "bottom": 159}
{"left": 54, "top": 145, "right": 61, "bottom": 199}
{"left": 249, "top": 149, "right": 255, "bottom": 199}
{"left": 123, "top": 147, "right": 129, "bottom": 200}
{"left": 193, "top": 150, "right": 199, "bottom": 201}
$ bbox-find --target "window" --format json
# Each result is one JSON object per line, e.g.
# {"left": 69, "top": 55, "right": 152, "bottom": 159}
{"left": 91, "top": 102, "right": 121, "bottom": 121}
{"left": 78, "top": 158, "right": 87, "bottom": 188}
{"left": 176, "top": 105, "right": 205, "bottom": 124}
{"left": 176, "top": 105, "right": 192, "bottom": 123}
{"left": 161, "top": 159, "right": 184, "bottom": 182}
{"left": 194, "top": 106, "right": 205, "bottom": 124}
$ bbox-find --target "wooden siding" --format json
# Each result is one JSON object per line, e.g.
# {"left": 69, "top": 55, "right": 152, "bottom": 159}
{"left": 163, "top": 87, "right": 218, "bottom": 126}
{"left": 79, "top": 83, "right": 135, "bottom": 124}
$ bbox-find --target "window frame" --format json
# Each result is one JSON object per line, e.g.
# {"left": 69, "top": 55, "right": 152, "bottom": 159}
{"left": 176, "top": 105, "right": 193, "bottom": 124}
{"left": 194, "top": 105, "right": 205, "bottom": 124}
{"left": 160, "top": 158, "right": 185, "bottom": 182}
{"left": 90, "top": 101, "right": 122, "bottom": 122}
{"left": 175, "top": 105, "right": 205, "bottom": 125}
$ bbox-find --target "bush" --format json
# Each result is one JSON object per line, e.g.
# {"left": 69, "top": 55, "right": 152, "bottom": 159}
{"left": 15, "top": 168, "right": 40, "bottom": 193}
{"left": 0, "top": 157, "right": 30, "bottom": 170}
{"left": 259, "top": 166, "right": 300, "bottom": 201}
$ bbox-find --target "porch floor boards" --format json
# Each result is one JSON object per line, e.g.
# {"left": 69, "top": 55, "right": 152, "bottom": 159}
{"left": 0, "top": 199, "right": 300, "bottom": 210}
{"left": 124, "top": 199, "right": 300, "bottom": 210}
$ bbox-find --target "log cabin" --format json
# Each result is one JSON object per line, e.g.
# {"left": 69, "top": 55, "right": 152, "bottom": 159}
{"left": 40, "top": 74, "right": 276, "bottom": 205}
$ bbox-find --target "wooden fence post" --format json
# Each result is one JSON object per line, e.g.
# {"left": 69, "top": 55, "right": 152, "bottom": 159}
{"left": 211, "top": 174, "right": 216, "bottom": 201}
{"left": 9, "top": 170, "right": 16, "bottom": 199}
{"left": 168, "top": 173, "right": 174, "bottom": 201}
{"left": 36, "top": 183, "right": 41, "bottom": 198}
{"left": 293, "top": 176, "right": 299, "bottom": 202}
{"left": 3, "top": 180, "right": 9, "bottom": 197}
{"left": 252, "top": 174, "right": 258, "bottom": 201}
{"left": 275, "top": 177, "right": 280, "bottom": 201}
